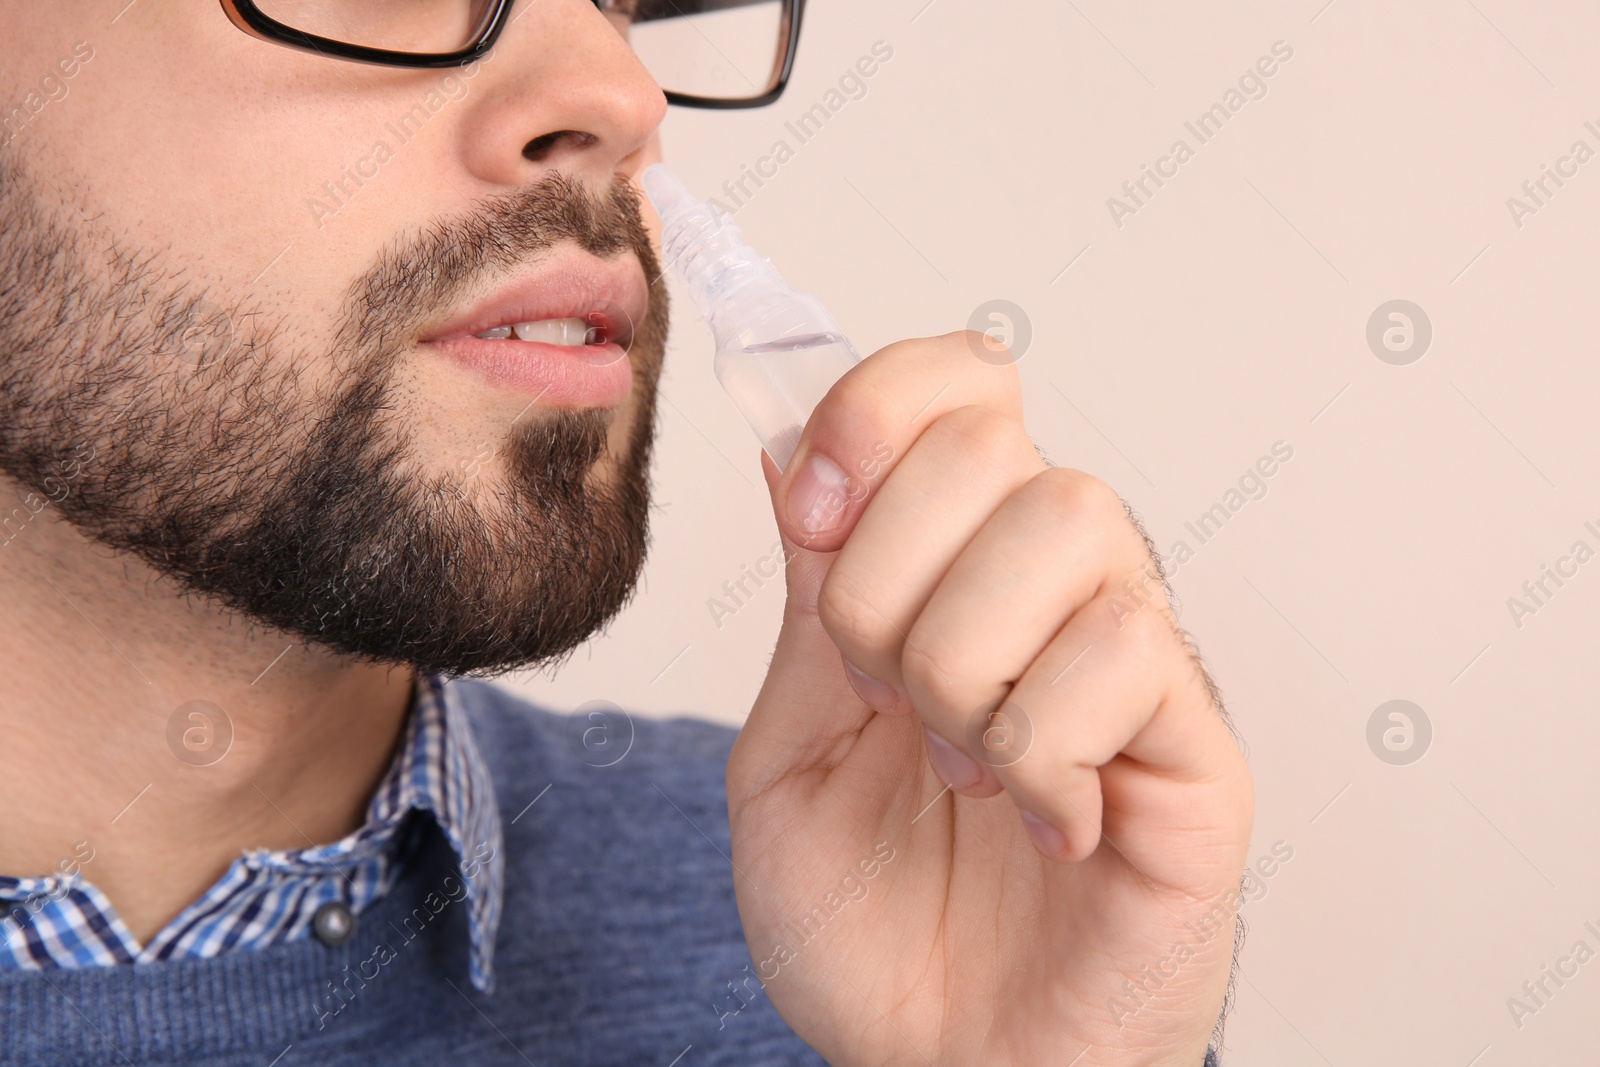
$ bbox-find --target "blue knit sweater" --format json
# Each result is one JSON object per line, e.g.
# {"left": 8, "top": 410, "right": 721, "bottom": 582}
{"left": 0, "top": 680, "right": 1223, "bottom": 1065}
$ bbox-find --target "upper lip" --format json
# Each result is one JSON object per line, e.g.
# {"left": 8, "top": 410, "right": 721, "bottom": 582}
{"left": 419, "top": 248, "right": 649, "bottom": 349}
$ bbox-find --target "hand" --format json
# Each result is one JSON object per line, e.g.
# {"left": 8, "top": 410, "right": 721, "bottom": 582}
{"left": 724, "top": 332, "right": 1254, "bottom": 1066}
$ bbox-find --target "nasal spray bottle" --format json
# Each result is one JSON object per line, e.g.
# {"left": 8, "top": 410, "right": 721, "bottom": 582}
{"left": 642, "top": 164, "right": 862, "bottom": 472}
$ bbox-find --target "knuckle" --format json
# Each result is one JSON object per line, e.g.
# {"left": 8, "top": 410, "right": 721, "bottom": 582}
{"left": 858, "top": 336, "right": 955, "bottom": 392}
{"left": 872, "top": 335, "right": 938, "bottom": 364}
{"left": 898, "top": 626, "right": 995, "bottom": 719}
{"left": 925, "top": 404, "right": 1033, "bottom": 464}
{"left": 947, "top": 325, "right": 1011, "bottom": 358}
{"left": 816, "top": 568, "right": 893, "bottom": 653}
{"left": 813, "top": 366, "right": 888, "bottom": 431}
{"left": 1022, "top": 466, "right": 1121, "bottom": 525}
{"left": 1100, "top": 582, "right": 1179, "bottom": 664}
{"left": 947, "top": 329, "right": 984, "bottom": 346}
{"left": 944, "top": 328, "right": 1023, "bottom": 383}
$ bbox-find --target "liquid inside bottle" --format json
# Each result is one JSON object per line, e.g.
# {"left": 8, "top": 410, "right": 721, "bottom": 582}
{"left": 717, "top": 332, "right": 861, "bottom": 472}
{"left": 641, "top": 163, "right": 863, "bottom": 473}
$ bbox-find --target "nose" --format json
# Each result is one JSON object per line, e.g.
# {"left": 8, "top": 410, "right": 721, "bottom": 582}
{"left": 456, "top": 0, "right": 667, "bottom": 191}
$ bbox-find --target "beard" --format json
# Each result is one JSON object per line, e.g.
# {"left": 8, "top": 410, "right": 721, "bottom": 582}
{"left": 0, "top": 152, "right": 669, "bottom": 678}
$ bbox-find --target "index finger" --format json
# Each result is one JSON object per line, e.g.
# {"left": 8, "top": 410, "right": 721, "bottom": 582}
{"left": 775, "top": 329, "right": 1024, "bottom": 552}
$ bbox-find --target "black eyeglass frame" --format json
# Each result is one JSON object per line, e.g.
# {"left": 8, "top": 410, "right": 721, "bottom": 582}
{"left": 218, "top": 0, "right": 806, "bottom": 109}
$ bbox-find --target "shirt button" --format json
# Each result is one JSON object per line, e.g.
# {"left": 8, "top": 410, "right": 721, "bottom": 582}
{"left": 312, "top": 901, "right": 356, "bottom": 947}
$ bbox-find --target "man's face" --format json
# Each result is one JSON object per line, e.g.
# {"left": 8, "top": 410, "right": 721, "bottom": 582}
{"left": 0, "top": 0, "right": 671, "bottom": 676}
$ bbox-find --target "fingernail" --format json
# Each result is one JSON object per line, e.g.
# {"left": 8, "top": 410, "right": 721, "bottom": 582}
{"left": 1018, "top": 810, "right": 1068, "bottom": 858}
{"left": 842, "top": 660, "right": 899, "bottom": 709}
{"left": 786, "top": 452, "right": 850, "bottom": 534}
{"left": 923, "top": 727, "right": 982, "bottom": 790}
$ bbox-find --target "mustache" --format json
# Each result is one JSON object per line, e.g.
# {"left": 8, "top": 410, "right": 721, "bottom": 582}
{"left": 339, "top": 171, "right": 659, "bottom": 348}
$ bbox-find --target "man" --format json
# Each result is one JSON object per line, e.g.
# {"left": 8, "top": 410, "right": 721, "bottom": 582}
{"left": 0, "top": 1, "right": 1253, "bottom": 1064}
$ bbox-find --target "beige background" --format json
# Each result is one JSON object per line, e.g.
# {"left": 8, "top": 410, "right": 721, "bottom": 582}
{"left": 504, "top": 0, "right": 1600, "bottom": 1061}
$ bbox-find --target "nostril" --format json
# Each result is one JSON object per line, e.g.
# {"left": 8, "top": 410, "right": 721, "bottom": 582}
{"left": 522, "top": 130, "right": 598, "bottom": 162}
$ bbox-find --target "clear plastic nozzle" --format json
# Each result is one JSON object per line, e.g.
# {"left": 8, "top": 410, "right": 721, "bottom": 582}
{"left": 641, "top": 164, "right": 692, "bottom": 229}
{"left": 642, "top": 163, "right": 861, "bottom": 472}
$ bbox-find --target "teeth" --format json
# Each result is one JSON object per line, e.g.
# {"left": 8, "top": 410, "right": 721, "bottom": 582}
{"left": 472, "top": 317, "right": 604, "bottom": 345}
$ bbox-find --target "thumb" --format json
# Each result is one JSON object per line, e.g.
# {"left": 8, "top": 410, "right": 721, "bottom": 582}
{"left": 731, "top": 451, "right": 883, "bottom": 785}
{"left": 759, "top": 450, "right": 836, "bottom": 619}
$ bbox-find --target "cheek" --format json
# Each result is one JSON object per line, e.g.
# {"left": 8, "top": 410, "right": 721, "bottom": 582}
{"left": 42, "top": 11, "right": 404, "bottom": 324}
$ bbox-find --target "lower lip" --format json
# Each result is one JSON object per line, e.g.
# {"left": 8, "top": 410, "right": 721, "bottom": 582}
{"left": 425, "top": 337, "right": 633, "bottom": 407}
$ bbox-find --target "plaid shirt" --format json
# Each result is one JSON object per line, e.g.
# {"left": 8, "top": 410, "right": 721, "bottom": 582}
{"left": 0, "top": 673, "right": 504, "bottom": 992}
